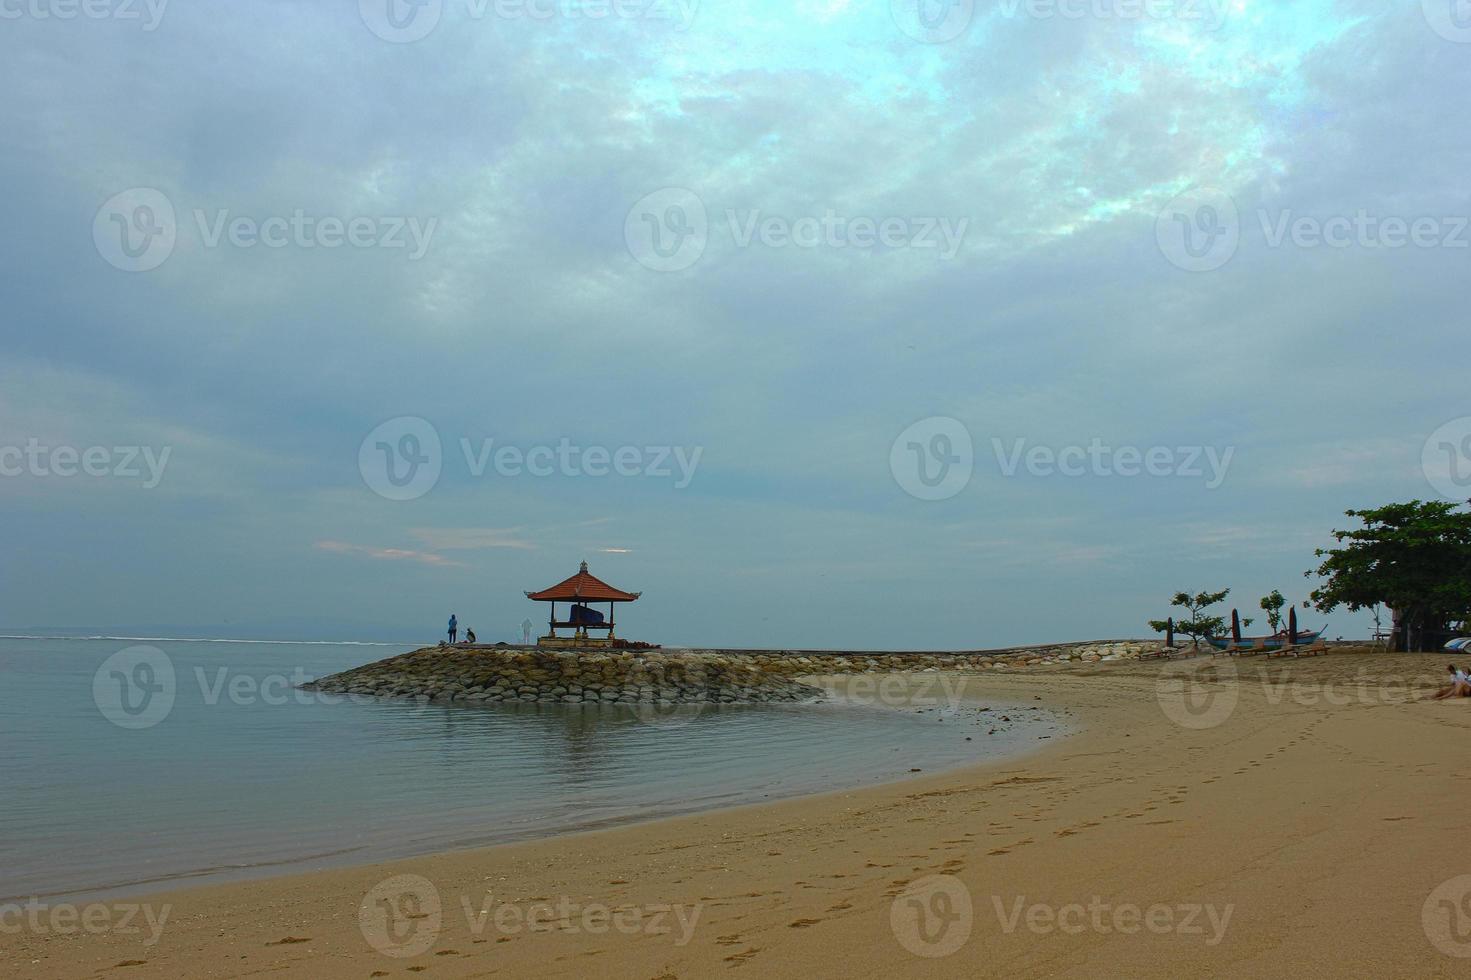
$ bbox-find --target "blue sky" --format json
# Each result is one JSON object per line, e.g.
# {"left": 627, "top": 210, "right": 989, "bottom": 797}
{"left": 1, "top": 0, "right": 1466, "bottom": 646}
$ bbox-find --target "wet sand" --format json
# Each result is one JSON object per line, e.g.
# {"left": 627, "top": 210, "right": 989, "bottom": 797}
{"left": 7, "top": 650, "right": 1471, "bottom": 978}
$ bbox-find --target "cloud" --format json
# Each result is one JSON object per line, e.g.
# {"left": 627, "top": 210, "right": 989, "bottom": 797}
{"left": 1, "top": 2, "right": 1463, "bottom": 644}
{"left": 409, "top": 527, "right": 537, "bottom": 551}
{"left": 314, "top": 540, "right": 467, "bottom": 568}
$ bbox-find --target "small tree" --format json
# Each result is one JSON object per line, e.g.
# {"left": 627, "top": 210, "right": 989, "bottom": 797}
{"left": 1259, "top": 590, "right": 1286, "bottom": 633}
{"left": 1307, "top": 500, "right": 1471, "bottom": 651}
{"left": 1149, "top": 589, "right": 1231, "bottom": 648}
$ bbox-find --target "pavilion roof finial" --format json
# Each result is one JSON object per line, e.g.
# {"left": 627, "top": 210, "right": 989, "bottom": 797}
{"left": 580, "top": 560, "right": 589, "bottom": 572}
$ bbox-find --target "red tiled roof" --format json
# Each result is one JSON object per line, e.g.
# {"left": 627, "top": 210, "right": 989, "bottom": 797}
{"left": 525, "top": 562, "right": 641, "bottom": 602}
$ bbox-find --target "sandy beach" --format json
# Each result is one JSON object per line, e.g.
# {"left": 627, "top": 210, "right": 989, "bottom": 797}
{"left": 8, "top": 650, "right": 1471, "bottom": 979}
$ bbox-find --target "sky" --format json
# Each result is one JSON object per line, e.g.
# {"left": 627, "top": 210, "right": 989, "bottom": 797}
{"left": 2, "top": 0, "right": 1468, "bottom": 647}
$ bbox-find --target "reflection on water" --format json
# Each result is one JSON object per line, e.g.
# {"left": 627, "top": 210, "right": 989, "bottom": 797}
{"left": 0, "top": 639, "right": 1063, "bottom": 900}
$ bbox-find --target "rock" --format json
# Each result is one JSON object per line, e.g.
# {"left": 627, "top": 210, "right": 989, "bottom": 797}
{"left": 299, "top": 639, "right": 1154, "bottom": 708}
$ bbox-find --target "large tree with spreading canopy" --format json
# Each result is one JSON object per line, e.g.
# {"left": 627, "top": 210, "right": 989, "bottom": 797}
{"left": 1306, "top": 501, "right": 1471, "bottom": 651}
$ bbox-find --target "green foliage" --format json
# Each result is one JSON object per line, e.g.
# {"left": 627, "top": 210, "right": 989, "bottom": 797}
{"left": 1307, "top": 500, "right": 1471, "bottom": 651}
{"left": 1148, "top": 589, "right": 1231, "bottom": 646}
{"left": 1259, "top": 589, "right": 1286, "bottom": 633}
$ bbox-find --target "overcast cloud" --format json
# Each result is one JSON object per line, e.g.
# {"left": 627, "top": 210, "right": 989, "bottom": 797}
{"left": 1, "top": 0, "right": 1466, "bottom": 646}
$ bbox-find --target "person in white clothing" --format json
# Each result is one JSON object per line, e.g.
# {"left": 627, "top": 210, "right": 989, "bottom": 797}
{"left": 1430, "top": 664, "right": 1471, "bottom": 700}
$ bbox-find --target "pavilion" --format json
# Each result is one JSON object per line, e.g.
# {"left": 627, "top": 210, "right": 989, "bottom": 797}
{"left": 525, "top": 561, "right": 641, "bottom": 648}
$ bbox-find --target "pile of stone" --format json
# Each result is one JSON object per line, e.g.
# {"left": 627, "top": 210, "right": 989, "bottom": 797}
{"left": 697, "top": 640, "right": 1156, "bottom": 675}
{"left": 301, "top": 647, "right": 823, "bottom": 706}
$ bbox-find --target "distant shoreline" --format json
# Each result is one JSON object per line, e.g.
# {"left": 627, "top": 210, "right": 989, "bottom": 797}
{"left": 0, "top": 634, "right": 408, "bottom": 646}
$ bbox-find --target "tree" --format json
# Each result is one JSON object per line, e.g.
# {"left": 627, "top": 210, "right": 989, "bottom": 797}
{"left": 1149, "top": 589, "right": 1231, "bottom": 648}
{"left": 1306, "top": 500, "right": 1471, "bottom": 652}
{"left": 1259, "top": 590, "right": 1286, "bottom": 633}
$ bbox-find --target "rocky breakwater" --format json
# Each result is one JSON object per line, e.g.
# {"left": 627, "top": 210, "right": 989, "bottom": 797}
{"left": 301, "top": 647, "right": 823, "bottom": 706}
{"left": 714, "top": 640, "right": 1158, "bottom": 676}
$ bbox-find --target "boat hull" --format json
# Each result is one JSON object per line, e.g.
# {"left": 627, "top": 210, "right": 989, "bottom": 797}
{"left": 1208, "top": 631, "right": 1323, "bottom": 651}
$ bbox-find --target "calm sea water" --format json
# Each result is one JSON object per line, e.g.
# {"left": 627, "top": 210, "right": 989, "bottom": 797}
{"left": 0, "top": 638, "right": 1062, "bottom": 901}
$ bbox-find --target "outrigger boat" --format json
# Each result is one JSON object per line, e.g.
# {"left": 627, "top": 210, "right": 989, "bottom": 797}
{"left": 1208, "top": 629, "right": 1323, "bottom": 651}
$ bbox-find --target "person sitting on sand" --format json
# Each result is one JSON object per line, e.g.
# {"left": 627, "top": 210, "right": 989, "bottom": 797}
{"left": 1430, "top": 664, "right": 1471, "bottom": 700}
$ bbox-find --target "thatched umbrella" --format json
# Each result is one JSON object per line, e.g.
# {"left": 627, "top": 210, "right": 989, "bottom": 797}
{"left": 1288, "top": 605, "right": 1299, "bottom": 646}
{"left": 1231, "top": 609, "right": 1242, "bottom": 646}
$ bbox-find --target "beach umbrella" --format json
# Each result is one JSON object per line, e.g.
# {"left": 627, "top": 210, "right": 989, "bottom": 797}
{"left": 1231, "top": 609, "right": 1242, "bottom": 645}
{"left": 1288, "top": 606, "right": 1298, "bottom": 646}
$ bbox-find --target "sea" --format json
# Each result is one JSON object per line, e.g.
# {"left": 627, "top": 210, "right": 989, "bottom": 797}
{"left": 0, "top": 636, "right": 1063, "bottom": 901}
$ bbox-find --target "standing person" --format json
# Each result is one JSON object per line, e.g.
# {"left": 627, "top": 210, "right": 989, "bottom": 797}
{"left": 447, "top": 613, "right": 458, "bottom": 644}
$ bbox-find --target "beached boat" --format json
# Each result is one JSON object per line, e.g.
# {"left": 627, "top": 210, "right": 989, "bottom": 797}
{"left": 1208, "top": 630, "right": 1323, "bottom": 651}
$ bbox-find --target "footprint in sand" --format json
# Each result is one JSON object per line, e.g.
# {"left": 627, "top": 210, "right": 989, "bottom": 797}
{"left": 266, "top": 936, "right": 311, "bottom": 946}
{"left": 789, "top": 918, "right": 822, "bottom": 928}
